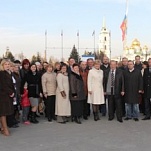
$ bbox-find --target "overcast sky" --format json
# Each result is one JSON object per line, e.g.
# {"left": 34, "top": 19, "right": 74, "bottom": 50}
{"left": 0, "top": 0, "right": 151, "bottom": 60}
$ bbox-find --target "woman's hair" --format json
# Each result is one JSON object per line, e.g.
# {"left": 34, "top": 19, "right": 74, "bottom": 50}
{"left": 54, "top": 62, "right": 60, "bottom": 67}
{"left": 72, "top": 63, "right": 79, "bottom": 68}
{"left": 45, "top": 64, "right": 54, "bottom": 71}
{"left": 10, "top": 62, "right": 15, "bottom": 67}
{"left": 142, "top": 61, "right": 148, "bottom": 66}
{"left": 0, "top": 59, "right": 10, "bottom": 71}
{"left": 29, "top": 63, "right": 37, "bottom": 73}
{"left": 60, "top": 63, "right": 68, "bottom": 70}
{"left": 94, "top": 60, "right": 101, "bottom": 65}
{"left": 22, "top": 59, "right": 30, "bottom": 69}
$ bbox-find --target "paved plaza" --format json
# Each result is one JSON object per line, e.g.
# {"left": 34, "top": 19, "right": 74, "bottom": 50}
{"left": 0, "top": 115, "right": 151, "bottom": 151}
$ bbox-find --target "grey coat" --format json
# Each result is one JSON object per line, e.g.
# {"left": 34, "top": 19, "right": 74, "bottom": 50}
{"left": 69, "top": 71, "right": 86, "bottom": 101}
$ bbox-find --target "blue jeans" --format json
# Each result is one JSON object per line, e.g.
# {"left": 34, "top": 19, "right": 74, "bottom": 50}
{"left": 125, "top": 103, "right": 139, "bottom": 118}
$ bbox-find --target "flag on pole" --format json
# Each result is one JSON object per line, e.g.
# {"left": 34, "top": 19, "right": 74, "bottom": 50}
{"left": 120, "top": 15, "right": 127, "bottom": 41}
{"left": 92, "top": 30, "right": 95, "bottom": 36}
{"left": 120, "top": 0, "right": 128, "bottom": 41}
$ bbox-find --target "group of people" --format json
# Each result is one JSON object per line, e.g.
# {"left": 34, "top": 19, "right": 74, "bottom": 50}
{"left": 0, "top": 55, "right": 151, "bottom": 136}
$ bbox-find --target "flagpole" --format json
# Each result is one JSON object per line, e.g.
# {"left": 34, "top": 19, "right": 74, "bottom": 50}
{"left": 109, "top": 31, "right": 111, "bottom": 60}
{"left": 93, "top": 30, "right": 95, "bottom": 52}
{"left": 77, "top": 30, "right": 79, "bottom": 62}
{"left": 45, "top": 30, "right": 47, "bottom": 61}
{"left": 125, "top": 0, "right": 128, "bottom": 48}
{"left": 61, "top": 30, "right": 63, "bottom": 61}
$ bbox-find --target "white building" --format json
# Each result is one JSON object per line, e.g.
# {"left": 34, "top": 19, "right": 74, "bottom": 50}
{"left": 98, "top": 17, "right": 111, "bottom": 58}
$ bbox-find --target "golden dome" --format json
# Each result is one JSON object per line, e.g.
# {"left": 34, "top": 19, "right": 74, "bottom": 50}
{"left": 131, "top": 39, "right": 140, "bottom": 47}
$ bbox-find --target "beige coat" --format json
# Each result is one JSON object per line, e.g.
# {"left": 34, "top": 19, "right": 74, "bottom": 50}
{"left": 87, "top": 68, "right": 105, "bottom": 105}
{"left": 55, "top": 73, "right": 71, "bottom": 116}
{"left": 42, "top": 72, "right": 57, "bottom": 96}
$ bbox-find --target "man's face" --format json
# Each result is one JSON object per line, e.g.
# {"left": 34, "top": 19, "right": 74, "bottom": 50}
{"left": 69, "top": 59, "right": 75, "bottom": 66}
{"left": 80, "top": 62, "right": 87, "bottom": 69}
{"left": 128, "top": 62, "right": 134, "bottom": 70}
{"left": 122, "top": 58, "right": 128, "bottom": 66}
{"left": 87, "top": 60, "right": 94, "bottom": 68}
{"left": 110, "top": 61, "right": 117, "bottom": 70}
{"left": 103, "top": 57, "right": 109, "bottom": 65}
{"left": 135, "top": 57, "right": 141, "bottom": 64}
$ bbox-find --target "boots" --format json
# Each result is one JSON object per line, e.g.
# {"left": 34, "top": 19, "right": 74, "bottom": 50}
{"left": 1, "top": 116, "right": 10, "bottom": 136}
{"left": 96, "top": 112, "right": 100, "bottom": 121}
{"left": 75, "top": 116, "right": 82, "bottom": 124}
{"left": 30, "top": 112, "right": 39, "bottom": 124}
{"left": 93, "top": 112, "right": 98, "bottom": 121}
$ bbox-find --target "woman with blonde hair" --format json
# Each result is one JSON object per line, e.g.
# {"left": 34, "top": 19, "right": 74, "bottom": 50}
{"left": 0, "top": 59, "right": 15, "bottom": 136}
{"left": 88, "top": 60, "right": 105, "bottom": 121}
{"left": 42, "top": 64, "right": 57, "bottom": 122}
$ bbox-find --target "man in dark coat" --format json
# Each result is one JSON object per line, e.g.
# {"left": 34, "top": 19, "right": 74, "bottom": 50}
{"left": 100, "top": 56, "right": 110, "bottom": 116}
{"left": 142, "top": 58, "right": 151, "bottom": 120}
{"left": 67, "top": 57, "right": 75, "bottom": 75}
{"left": 124, "top": 60, "right": 143, "bottom": 121}
{"left": 134, "top": 55, "right": 142, "bottom": 70}
{"left": 119, "top": 57, "right": 128, "bottom": 117}
{"left": 103, "top": 60, "right": 124, "bottom": 123}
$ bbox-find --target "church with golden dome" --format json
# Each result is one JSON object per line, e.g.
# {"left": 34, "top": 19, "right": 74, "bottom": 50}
{"left": 124, "top": 39, "right": 150, "bottom": 61}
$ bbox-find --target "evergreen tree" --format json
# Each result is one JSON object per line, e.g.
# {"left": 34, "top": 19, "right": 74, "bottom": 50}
{"left": 69, "top": 45, "right": 80, "bottom": 63}
{"left": 36, "top": 52, "right": 41, "bottom": 62}
{"left": 5, "top": 51, "right": 15, "bottom": 62}
{"left": 31, "top": 55, "right": 37, "bottom": 63}
{"left": 31, "top": 52, "right": 42, "bottom": 63}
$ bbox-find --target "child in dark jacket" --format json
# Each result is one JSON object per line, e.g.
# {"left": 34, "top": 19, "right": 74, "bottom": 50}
{"left": 21, "top": 87, "right": 31, "bottom": 125}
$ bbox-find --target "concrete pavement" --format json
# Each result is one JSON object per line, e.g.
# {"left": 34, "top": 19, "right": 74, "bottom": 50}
{"left": 0, "top": 115, "right": 151, "bottom": 151}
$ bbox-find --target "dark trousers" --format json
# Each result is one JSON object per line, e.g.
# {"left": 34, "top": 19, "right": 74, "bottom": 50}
{"left": 108, "top": 95, "right": 122, "bottom": 120}
{"left": 121, "top": 96, "right": 126, "bottom": 116}
{"left": 144, "top": 98, "right": 151, "bottom": 118}
{"left": 6, "top": 114, "right": 17, "bottom": 127}
{"left": 45, "top": 95, "right": 56, "bottom": 119}
{"left": 83, "top": 97, "right": 89, "bottom": 117}
{"left": 71, "top": 100, "right": 83, "bottom": 117}
{"left": 99, "top": 95, "right": 107, "bottom": 115}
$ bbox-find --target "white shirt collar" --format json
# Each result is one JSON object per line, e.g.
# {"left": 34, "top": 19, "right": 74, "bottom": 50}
{"left": 129, "top": 68, "right": 134, "bottom": 72}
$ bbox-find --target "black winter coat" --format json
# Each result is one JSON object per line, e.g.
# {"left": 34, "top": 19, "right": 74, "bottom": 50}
{"left": 143, "top": 68, "right": 151, "bottom": 98}
{"left": 21, "top": 71, "right": 42, "bottom": 98}
{"left": 124, "top": 69, "right": 143, "bottom": 104}
{"left": 69, "top": 71, "right": 86, "bottom": 101}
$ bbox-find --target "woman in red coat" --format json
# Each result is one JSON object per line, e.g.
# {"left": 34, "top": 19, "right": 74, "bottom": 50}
{"left": 0, "top": 59, "right": 15, "bottom": 136}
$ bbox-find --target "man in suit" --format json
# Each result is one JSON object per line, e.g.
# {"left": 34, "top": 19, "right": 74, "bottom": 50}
{"left": 104, "top": 60, "right": 124, "bottom": 123}
{"left": 142, "top": 58, "right": 151, "bottom": 120}
{"left": 100, "top": 56, "right": 110, "bottom": 116}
